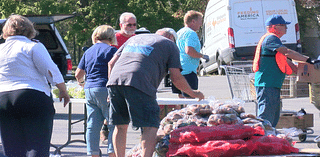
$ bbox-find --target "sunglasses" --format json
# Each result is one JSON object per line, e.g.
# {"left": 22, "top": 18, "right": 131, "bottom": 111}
{"left": 125, "top": 23, "right": 137, "bottom": 27}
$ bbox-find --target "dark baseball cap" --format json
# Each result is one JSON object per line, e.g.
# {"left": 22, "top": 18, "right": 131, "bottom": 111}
{"left": 265, "top": 14, "right": 291, "bottom": 26}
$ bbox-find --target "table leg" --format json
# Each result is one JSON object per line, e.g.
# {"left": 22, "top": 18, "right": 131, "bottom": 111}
{"left": 51, "top": 102, "right": 87, "bottom": 155}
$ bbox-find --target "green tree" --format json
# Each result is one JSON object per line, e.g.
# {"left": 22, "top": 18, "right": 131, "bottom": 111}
{"left": 295, "top": 0, "right": 320, "bottom": 57}
{"left": 63, "top": 0, "right": 209, "bottom": 64}
{"left": 0, "top": 0, "right": 209, "bottom": 65}
{"left": 296, "top": 0, "right": 320, "bottom": 40}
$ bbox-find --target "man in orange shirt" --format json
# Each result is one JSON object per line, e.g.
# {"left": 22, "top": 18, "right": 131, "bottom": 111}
{"left": 112, "top": 12, "right": 137, "bottom": 49}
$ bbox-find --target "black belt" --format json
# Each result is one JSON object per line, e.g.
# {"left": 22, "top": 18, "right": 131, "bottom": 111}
{"left": 260, "top": 54, "right": 275, "bottom": 57}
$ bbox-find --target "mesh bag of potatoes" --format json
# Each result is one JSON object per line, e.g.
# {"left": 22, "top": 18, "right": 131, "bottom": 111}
{"left": 158, "top": 98, "right": 248, "bottom": 136}
{"left": 150, "top": 98, "right": 290, "bottom": 157}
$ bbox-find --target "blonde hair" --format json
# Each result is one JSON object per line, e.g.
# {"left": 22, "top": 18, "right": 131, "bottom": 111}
{"left": 2, "top": 14, "right": 37, "bottom": 39}
{"left": 184, "top": 10, "right": 203, "bottom": 25}
{"left": 91, "top": 25, "right": 117, "bottom": 45}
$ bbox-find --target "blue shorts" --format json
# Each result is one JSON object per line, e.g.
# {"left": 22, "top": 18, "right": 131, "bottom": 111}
{"left": 171, "top": 72, "right": 198, "bottom": 97}
{"left": 107, "top": 86, "right": 160, "bottom": 128}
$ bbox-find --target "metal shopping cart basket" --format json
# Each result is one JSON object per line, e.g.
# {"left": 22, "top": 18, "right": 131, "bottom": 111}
{"left": 221, "top": 61, "right": 256, "bottom": 104}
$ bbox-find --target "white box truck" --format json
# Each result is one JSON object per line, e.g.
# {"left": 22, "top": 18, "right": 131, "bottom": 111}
{"left": 199, "top": 0, "right": 301, "bottom": 75}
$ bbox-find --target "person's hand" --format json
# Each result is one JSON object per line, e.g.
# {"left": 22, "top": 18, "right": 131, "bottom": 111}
{"left": 202, "top": 55, "right": 210, "bottom": 62}
{"left": 59, "top": 90, "right": 70, "bottom": 107}
{"left": 192, "top": 90, "right": 205, "bottom": 101}
{"left": 55, "top": 83, "right": 70, "bottom": 107}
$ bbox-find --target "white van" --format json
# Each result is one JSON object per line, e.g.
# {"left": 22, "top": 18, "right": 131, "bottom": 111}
{"left": 199, "top": 0, "right": 301, "bottom": 75}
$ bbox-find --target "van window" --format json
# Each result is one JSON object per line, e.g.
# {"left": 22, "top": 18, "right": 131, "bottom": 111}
{"left": 233, "top": 1, "right": 264, "bottom": 28}
{"left": 34, "top": 29, "right": 58, "bottom": 49}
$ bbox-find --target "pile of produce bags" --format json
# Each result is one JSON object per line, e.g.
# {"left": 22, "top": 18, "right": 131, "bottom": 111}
{"left": 127, "top": 98, "right": 301, "bottom": 157}
{"left": 167, "top": 125, "right": 298, "bottom": 157}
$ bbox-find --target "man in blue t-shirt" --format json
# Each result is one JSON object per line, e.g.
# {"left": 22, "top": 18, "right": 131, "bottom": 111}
{"left": 254, "top": 14, "right": 318, "bottom": 127}
{"left": 171, "top": 10, "right": 209, "bottom": 98}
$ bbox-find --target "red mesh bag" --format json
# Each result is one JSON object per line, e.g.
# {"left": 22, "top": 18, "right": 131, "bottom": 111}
{"left": 167, "top": 139, "right": 252, "bottom": 157}
{"left": 169, "top": 124, "right": 264, "bottom": 144}
{"left": 246, "top": 135, "right": 299, "bottom": 155}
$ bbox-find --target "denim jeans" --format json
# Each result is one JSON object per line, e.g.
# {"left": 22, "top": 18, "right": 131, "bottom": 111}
{"left": 84, "top": 87, "right": 114, "bottom": 155}
{"left": 255, "top": 86, "right": 281, "bottom": 127}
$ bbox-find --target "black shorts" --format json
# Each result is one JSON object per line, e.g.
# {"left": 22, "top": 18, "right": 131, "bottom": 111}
{"left": 171, "top": 72, "right": 198, "bottom": 97}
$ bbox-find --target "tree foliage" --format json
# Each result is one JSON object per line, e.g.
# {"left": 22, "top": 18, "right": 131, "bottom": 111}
{"left": 295, "top": 0, "right": 320, "bottom": 57}
{"left": 0, "top": 0, "right": 209, "bottom": 64}
{"left": 2, "top": 0, "right": 318, "bottom": 64}
{"left": 296, "top": 0, "right": 320, "bottom": 39}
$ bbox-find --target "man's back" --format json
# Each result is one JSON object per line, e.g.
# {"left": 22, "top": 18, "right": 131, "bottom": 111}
{"left": 107, "top": 34, "right": 181, "bottom": 98}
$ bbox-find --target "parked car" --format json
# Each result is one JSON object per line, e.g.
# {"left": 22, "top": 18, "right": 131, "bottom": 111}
{"left": 0, "top": 14, "right": 75, "bottom": 80}
{"left": 199, "top": 0, "right": 301, "bottom": 75}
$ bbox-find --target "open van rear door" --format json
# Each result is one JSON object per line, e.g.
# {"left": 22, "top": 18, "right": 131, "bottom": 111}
{"left": 24, "top": 14, "right": 76, "bottom": 24}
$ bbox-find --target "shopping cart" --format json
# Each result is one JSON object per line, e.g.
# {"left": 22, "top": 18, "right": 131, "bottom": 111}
{"left": 221, "top": 60, "right": 256, "bottom": 104}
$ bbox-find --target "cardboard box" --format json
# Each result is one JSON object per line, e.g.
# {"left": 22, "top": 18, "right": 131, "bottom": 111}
{"left": 304, "top": 114, "right": 314, "bottom": 128}
{"left": 297, "top": 62, "right": 320, "bottom": 83}
{"left": 275, "top": 113, "right": 313, "bottom": 129}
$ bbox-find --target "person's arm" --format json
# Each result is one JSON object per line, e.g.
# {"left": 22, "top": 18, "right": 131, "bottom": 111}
{"left": 185, "top": 46, "right": 203, "bottom": 58}
{"left": 169, "top": 68, "right": 205, "bottom": 100}
{"left": 32, "top": 43, "right": 65, "bottom": 85}
{"left": 32, "top": 43, "right": 70, "bottom": 107}
{"left": 277, "top": 47, "right": 309, "bottom": 62}
{"left": 75, "top": 68, "right": 86, "bottom": 87}
{"left": 108, "top": 53, "right": 120, "bottom": 78}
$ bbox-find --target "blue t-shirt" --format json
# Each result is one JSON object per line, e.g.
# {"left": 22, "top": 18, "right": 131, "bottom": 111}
{"left": 78, "top": 43, "right": 117, "bottom": 89}
{"left": 254, "top": 35, "right": 286, "bottom": 89}
{"left": 176, "top": 27, "right": 201, "bottom": 75}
